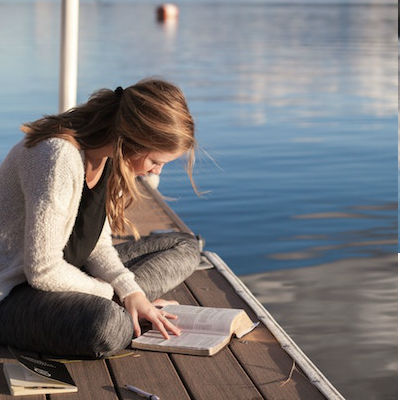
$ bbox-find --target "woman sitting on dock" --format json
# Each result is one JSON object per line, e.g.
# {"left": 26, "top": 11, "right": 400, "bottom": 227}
{"left": 0, "top": 78, "right": 200, "bottom": 358}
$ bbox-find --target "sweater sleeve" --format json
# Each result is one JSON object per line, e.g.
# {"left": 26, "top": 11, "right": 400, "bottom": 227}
{"left": 20, "top": 140, "right": 114, "bottom": 300}
{"left": 86, "top": 219, "right": 145, "bottom": 302}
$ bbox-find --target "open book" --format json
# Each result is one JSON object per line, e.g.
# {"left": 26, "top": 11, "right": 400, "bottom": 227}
{"left": 3, "top": 348, "right": 77, "bottom": 396}
{"left": 131, "top": 304, "right": 259, "bottom": 356}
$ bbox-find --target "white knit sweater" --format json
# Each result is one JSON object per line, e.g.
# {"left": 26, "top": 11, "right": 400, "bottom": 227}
{"left": 0, "top": 137, "right": 144, "bottom": 302}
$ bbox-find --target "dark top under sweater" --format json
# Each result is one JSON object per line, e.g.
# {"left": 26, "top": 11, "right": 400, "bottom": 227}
{"left": 63, "top": 158, "right": 111, "bottom": 268}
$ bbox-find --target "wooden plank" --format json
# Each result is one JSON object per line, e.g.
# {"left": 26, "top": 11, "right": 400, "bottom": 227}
{"left": 164, "top": 278, "right": 264, "bottom": 400}
{"left": 185, "top": 269, "right": 326, "bottom": 400}
{"left": 124, "top": 196, "right": 178, "bottom": 236}
{"left": 107, "top": 351, "right": 190, "bottom": 400}
{"left": 138, "top": 178, "right": 193, "bottom": 234}
{"left": 49, "top": 360, "right": 118, "bottom": 400}
{"left": 172, "top": 350, "right": 263, "bottom": 400}
{"left": 107, "top": 283, "right": 192, "bottom": 400}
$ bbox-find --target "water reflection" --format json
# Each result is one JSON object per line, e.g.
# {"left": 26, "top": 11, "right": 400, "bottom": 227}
{"left": 157, "top": 18, "right": 179, "bottom": 38}
{"left": 268, "top": 203, "right": 396, "bottom": 262}
{"left": 241, "top": 252, "right": 397, "bottom": 400}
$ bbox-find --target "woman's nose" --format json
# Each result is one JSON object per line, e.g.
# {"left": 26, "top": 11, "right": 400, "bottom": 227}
{"left": 150, "top": 165, "right": 163, "bottom": 175}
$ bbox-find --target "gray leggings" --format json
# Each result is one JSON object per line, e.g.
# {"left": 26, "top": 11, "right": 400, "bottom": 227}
{"left": 0, "top": 232, "right": 200, "bottom": 359}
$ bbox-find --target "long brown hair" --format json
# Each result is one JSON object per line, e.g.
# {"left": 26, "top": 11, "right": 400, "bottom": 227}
{"left": 22, "top": 78, "right": 197, "bottom": 238}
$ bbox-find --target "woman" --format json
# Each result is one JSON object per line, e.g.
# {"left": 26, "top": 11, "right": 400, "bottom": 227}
{"left": 0, "top": 78, "right": 201, "bottom": 358}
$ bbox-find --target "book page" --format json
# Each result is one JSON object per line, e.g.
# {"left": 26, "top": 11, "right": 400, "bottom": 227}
{"left": 236, "top": 321, "right": 260, "bottom": 338}
{"left": 133, "top": 330, "right": 226, "bottom": 350}
{"left": 163, "top": 305, "right": 242, "bottom": 335}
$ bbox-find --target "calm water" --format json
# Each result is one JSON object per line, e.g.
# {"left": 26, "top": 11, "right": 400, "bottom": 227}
{"left": 0, "top": 2, "right": 397, "bottom": 399}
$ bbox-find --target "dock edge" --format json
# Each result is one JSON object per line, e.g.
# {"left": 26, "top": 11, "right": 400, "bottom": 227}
{"left": 203, "top": 251, "right": 345, "bottom": 400}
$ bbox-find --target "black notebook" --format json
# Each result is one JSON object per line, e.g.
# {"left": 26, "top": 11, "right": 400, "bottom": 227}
{"left": 3, "top": 348, "right": 77, "bottom": 396}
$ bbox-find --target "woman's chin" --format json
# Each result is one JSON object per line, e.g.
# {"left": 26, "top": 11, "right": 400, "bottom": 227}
{"left": 142, "top": 173, "right": 160, "bottom": 189}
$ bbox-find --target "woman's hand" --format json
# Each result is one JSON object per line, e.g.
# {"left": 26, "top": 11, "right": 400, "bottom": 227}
{"left": 123, "top": 291, "right": 181, "bottom": 339}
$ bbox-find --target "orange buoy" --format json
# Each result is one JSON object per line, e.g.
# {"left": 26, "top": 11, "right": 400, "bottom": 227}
{"left": 156, "top": 4, "right": 179, "bottom": 21}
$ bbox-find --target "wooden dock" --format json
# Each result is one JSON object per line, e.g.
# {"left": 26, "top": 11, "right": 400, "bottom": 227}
{"left": 0, "top": 178, "right": 343, "bottom": 400}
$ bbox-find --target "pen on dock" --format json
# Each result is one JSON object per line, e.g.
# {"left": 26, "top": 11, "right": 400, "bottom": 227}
{"left": 124, "top": 384, "right": 160, "bottom": 400}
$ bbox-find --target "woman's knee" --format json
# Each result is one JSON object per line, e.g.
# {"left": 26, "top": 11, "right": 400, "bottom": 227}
{"left": 77, "top": 297, "right": 134, "bottom": 358}
{"left": 148, "top": 232, "right": 200, "bottom": 280}
{"left": 47, "top": 294, "right": 133, "bottom": 358}
{"left": 174, "top": 233, "right": 201, "bottom": 273}
{"left": 0, "top": 287, "right": 134, "bottom": 359}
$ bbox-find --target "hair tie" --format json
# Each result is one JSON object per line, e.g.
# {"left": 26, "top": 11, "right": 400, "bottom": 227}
{"left": 114, "top": 86, "right": 124, "bottom": 98}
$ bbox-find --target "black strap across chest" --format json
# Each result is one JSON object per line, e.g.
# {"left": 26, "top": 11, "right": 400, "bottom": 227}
{"left": 63, "top": 159, "right": 111, "bottom": 268}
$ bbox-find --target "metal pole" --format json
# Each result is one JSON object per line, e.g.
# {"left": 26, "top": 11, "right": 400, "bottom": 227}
{"left": 59, "top": 0, "right": 79, "bottom": 113}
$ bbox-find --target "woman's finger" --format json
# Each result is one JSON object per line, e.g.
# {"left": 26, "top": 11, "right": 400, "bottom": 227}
{"left": 153, "top": 319, "right": 170, "bottom": 340}
{"left": 162, "top": 317, "right": 181, "bottom": 336}
{"left": 163, "top": 311, "right": 178, "bottom": 320}
{"left": 131, "top": 312, "right": 141, "bottom": 337}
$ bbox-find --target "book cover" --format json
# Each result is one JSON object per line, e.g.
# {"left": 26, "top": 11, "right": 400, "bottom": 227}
{"left": 3, "top": 348, "right": 77, "bottom": 396}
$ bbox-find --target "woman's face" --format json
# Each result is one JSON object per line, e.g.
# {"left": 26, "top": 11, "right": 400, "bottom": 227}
{"left": 131, "top": 150, "right": 183, "bottom": 177}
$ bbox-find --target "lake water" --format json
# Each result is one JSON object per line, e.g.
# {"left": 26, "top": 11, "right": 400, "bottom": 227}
{"left": 0, "top": 1, "right": 397, "bottom": 399}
